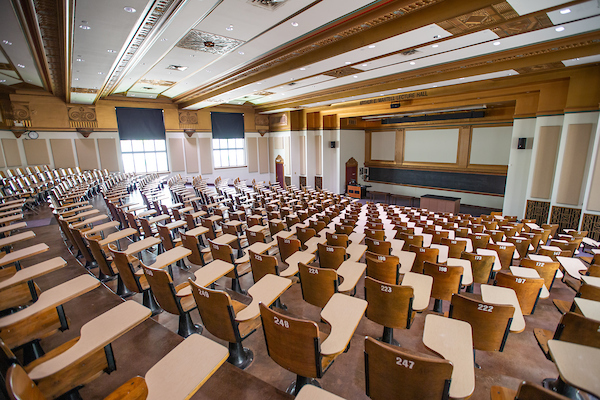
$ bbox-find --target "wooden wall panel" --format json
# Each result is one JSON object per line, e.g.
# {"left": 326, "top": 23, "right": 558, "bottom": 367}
{"left": 75, "top": 139, "right": 99, "bottom": 170}
{"left": 315, "top": 135, "right": 322, "bottom": 175}
{"left": 587, "top": 142, "right": 600, "bottom": 212}
{"left": 23, "top": 140, "right": 50, "bottom": 165}
{"left": 50, "top": 139, "right": 76, "bottom": 168}
{"left": 169, "top": 138, "right": 185, "bottom": 172}
{"left": 2, "top": 139, "right": 21, "bottom": 167}
{"left": 184, "top": 138, "right": 199, "bottom": 174}
{"left": 247, "top": 137, "right": 258, "bottom": 173}
{"left": 299, "top": 137, "right": 306, "bottom": 175}
{"left": 97, "top": 139, "right": 119, "bottom": 171}
{"left": 582, "top": 213, "right": 600, "bottom": 241}
{"left": 258, "top": 137, "right": 269, "bottom": 174}
{"left": 524, "top": 200, "right": 551, "bottom": 224}
{"left": 530, "top": 126, "right": 561, "bottom": 199}
{"left": 198, "top": 137, "right": 212, "bottom": 175}
{"left": 550, "top": 206, "right": 581, "bottom": 232}
{"left": 556, "top": 124, "right": 593, "bottom": 205}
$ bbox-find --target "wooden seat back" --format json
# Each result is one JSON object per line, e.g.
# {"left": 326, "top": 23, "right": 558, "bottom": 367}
{"left": 69, "top": 225, "right": 95, "bottom": 264}
{"left": 249, "top": 250, "right": 279, "bottom": 282}
{"left": 335, "top": 224, "right": 354, "bottom": 235}
{"left": 549, "top": 239, "right": 577, "bottom": 257}
{"left": 423, "top": 261, "right": 463, "bottom": 302}
{"left": 365, "top": 237, "right": 392, "bottom": 255}
{"left": 494, "top": 271, "right": 542, "bottom": 315}
{"left": 462, "top": 252, "right": 494, "bottom": 284}
{"left": 455, "top": 227, "right": 469, "bottom": 238}
{"left": 125, "top": 212, "right": 141, "bottom": 235}
{"left": 366, "top": 222, "right": 384, "bottom": 230}
{"left": 308, "top": 220, "right": 326, "bottom": 234}
{"left": 298, "top": 262, "right": 338, "bottom": 308}
{"left": 482, "top": 220, "right": 498, "bottom": 231}
{"left": 400, "top": 234, "right": 423, "bottom": 251}
{"left": 326, "top": 232, "right": 349, "bottom": 248}
{"left": 269, "top": 220, "right": 285, "bottom": 237}
{"left": 467, "top": 233, "right": 490, "bottom": 252}
{"left": 317, "top": 243, "right": 347, "bottom": 270}
{"left": 139, "top": 218, "right": 155, "bottom": 238}
{"left": 519, "top": 258, "right": 559, "bottom": 290}
{"left": 506, "top": 237, "right": 531, "bottom": 260}
{"left": 109, "top": 245, "right": 143, "bottom": 293}
{"left": 189, "top": 280, "right": 237, "bottom": 343}
{"left": 440, "top": 237, "right": 467, "bottom": 259}
{"left": 486, "top": 243, "right": 514, "bottom": 269}
{"left": 87, "top": 237, "right": 116, "bottom": 277}
{"left": 208, "top": 239, "right": 235, "bottom": 264}
{"left": 431, "top": 230, "right": 449, "bottom": 245}
{"left": 297, "top": 227, "right": 316, "bottom": 249}
{"left": 157, "top": 225, "right": 176, "bottom": 251}
{"left": 181, "top": 233, "right": 204, "bottom": 266}
{"left": 588, "top": 263, "right": 600, "bottom": 277}
{"left": 142, "top": 264, "right": 181, "bottom": 315}
{"left": 365, "top": 252, "right": 400, "bottom": 284}
{"left": 277, "top": 236, "right": 301, "bottom": 262}
{"left": 247, "top": 215, "right": 263, "bottom": 227}
{"left": 488, "top": 230, "right": 505, "bottom": 243}
{"left": 450, "top": 293, "right": 514, "bottom": 352}
{"left": 500, "top": 226, "right": 518, "bottom": 238}
{"left": 6, "top": 364, "right": 46, "bottom": 400}
{"left": 246, "top": 229, "right": 267, "bottom": 246}
{"left": 537, "top": 247, "right": 568, "bottom": 261}
{"left": 365, "top": 229, "right": 385, "bottom": 241}
{"left": 507, "top": 381, "right": 571, "bottom": 400}
{"left": 184, "top": 214, "right": 196, "bottom": 230}
{"left": 364, "top": 277, "right": 414, "bottom": 329}
{"left": 364, "top": 336, "right": 452, "bottom": 400}
{"left": 259, "top": 303, "right": 323, "bottom": 379}
{"left": 409, "top": 245, "right": 438, "bottom": 273}
{"left": 579, "top": 283, "right": 600, "bottom": 302}
{"left": 396, "top": 226, "right": 415, "bottom": 235}
{"left": 201, "top": 218, "right": 218, "bottom": 240}
{"left": 553, "top": 312, "right": 600, "bottom": 349}
{"left": 541, "top": 224, "right": 559, "bottom": 238}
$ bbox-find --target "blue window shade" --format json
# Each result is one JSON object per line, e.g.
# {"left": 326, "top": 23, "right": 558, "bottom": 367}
{"left": 116, "top": 107, "right": 166, "bottom": 140}
{"left": 211, "top": 112, "right": 244, "bottom": 139}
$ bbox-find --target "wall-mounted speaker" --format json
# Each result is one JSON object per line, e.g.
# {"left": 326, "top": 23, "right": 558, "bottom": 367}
{"left": 517, "top": 137, "right": 527, "bottom": 149}
{"left": 330, "top": 141, "right": 336, "bottom": 148}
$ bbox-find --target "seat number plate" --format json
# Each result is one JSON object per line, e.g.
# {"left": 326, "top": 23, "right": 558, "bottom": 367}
{"left": 477, "top": 304, "right": 494, "bottom": 312}
{"left": 381, "top": 285, "right": 392, "bottom": 293}
{"left": 274, "top": 316, "right": 289, "bottom": 328}
{"left": 395, "top": 356, "right": 414, "bottom": 369}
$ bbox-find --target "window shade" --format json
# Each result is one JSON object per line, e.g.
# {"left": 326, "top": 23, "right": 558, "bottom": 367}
{"left": 211, "top": 112, "right": 244, "bottom": 139}
{"left": 116, "top": 107, "right": 166, "bottom": 140}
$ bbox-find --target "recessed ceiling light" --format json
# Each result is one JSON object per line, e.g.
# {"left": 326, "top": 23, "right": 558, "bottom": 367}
{"left": 362, "top": 63, "right": 368, "bottom": 67}
{"left": 0, "top": 80, "right": 6, "bottom": 83}
{"left": 433, "top": 85, "right": 437, "bottom": 87}
{"left": 353, "top": 75, "right": 358, "bottom": 78}
{"left": 98, "top": 72, "right": 103, "bottom": 74}
{"left": 368, "top": 45, "right": 376, "bottom": 49}
{"left": 409, "top": 62, "right": 415, "bottom": 65}
{"left": 238, "top": 51, "right": 244, "bottom": 55}
{"left": 345, "top": 62, "right": 352, "bottom": 65}
{"left": 76, "top": 58, "right": 84, "bottom": 62}
{"left": 74, "top": 78, "right": 79, "bottom": 81}
{"left": 291, "top": 22, "right": 299, "bottom": 27}
{"left": 555, "top": 26, "right": 565, "bottom": 32}
{"left": 257, "top": 82, "right": 262, "bottom": 85}
{"left": 161, "top": 38, "right": 168, "bottom": 41}
{"left": 107, "top": 49, "right": 116, "bottom": 53}
{"left": 459, "top": 77, "right": 464, "bottom": 80}
{"left": 576, "top": 57, "right": 580, "bottom": 60}
{"left": 190, "top": 54, "right": 195, "bottom": 57}
{"left": 432, "top": 44, "right": 438, "bottom": 48}
{"left": 17, "top": 64, "right": 25, "bottom": 68}
{"left": 493, "top": 41, "right": 501, "bottom": 46}
{"left": 205, "top": 69, "right": 211, "bottom": 72}
{"left": 2, "top": 40, "right": 12, "bottom": 45}
{"left": 124, "top": 6, "right": 136, "bottom": 13}
{"left": 26, "top": 79, "right": 31, "bottom": 82}
{"left": 79, "top": 25, "right": 90, "bottom": 30}
{"left": 433, "top": 35, "right": 440, "bottom": 39}
{"left": 560, "top": 8, "right": 571, "bottom": 14}
{"left": 300, "top": 67, "right": 306, "bottom": 71}
{"left": 226, "top": 24, "right": 234, "bottom": 31}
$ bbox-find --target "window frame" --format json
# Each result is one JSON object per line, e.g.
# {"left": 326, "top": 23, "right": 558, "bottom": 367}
{"left": 120, "top": 139, "right": 169, "bottom": 174}
{"left": 212, "top": 138, "right": 246, "bottom": 169}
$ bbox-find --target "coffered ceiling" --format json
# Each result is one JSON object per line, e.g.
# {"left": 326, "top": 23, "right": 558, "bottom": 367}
{"left": 1, "top": 0, "right": 599, "bottom": 115}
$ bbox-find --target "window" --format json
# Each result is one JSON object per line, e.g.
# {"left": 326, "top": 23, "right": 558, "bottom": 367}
{"left": 120, "top": 140, "right": 168, "bottom": 173}
{"left": 213, "top": 138, "right": 245, "bottom": 168}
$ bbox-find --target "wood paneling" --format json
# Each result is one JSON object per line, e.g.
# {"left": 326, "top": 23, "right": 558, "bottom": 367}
{"left": 198, "top": 138, "right": 212, "bottom": 175}
{"left": 582, "top": 213, "right": 600, "bottom": 241}
{"left": 23, "top": 140, "right": 50, "bottom": 165}
{"left": 184, "top": 138, "right": 199, "bottom": 174}
{"left": 556, "top": 123, "right": 593, "bottom": 205}
{"left": 258, "top": 137, "right": 269, "bottom": 174}
{"left": 50, "top": 139, "right": 76, "bottom": 168}
{"left": 530, "top": 126, "right": 561, "bottom": 199}
{"left": 524, "top": 200, "right": 550, "bottom": 224}
{"left": 169, "top": 138, "right": 185, "bottom": 172}
{"left": 97, "top": 139, "right": 119, "bottom": 172}
{"left": 300, "top": 176, "right": 307, "bottom": 188}
{"left": 550, "top": 206, "right": 581, "bottom": 232}
{"left": 75, "top": 139, "right": 99, "bottom": 170}
{"left": 2, "top": 139, "right": 21, "bottom": 167}
{"left": 247, "top": 137, "right": 258, "bottom": 173}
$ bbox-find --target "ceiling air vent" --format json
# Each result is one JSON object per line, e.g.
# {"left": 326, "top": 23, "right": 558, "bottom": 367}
{"left": 401, "top": 49, "right": 419, "bottom": 56}
{"left": 288, "top": 82, "right": 297, "bottom": 86}
{"left": 166, "top": 65, "right": 188, "bottom": 71}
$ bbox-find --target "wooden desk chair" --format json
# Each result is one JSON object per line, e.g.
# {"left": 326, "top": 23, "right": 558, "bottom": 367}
{"left": 109, "top": 245, "right": 161, "bottom": 315}
{"left": 471, "top": 224, "right": 486, "bottom": 234}
{"left": 180, "top": 232, "right": 209, "bottom": 267}
{"left": 269, "top": 220, "right": 285, "bottom": 237}
{"left": 87, "top": 236, "right": 129, "bottom": 295}
{"left": 549, "top": 239, "right": 578, "bottom": 257}
{"left": 494, "top": 271, "right": 543, "bottom": 315}
{"left": 298, "top": 263, "right": 338, "bottom": 308}
{"left": 248, "top": 250, "right": 282, "bottom": 283}
{"left": 487, "top": 230, "right": 505, "bottom": 243}
{"left": 533, "top": 312, "right": 600, "bottom": 359}
{"left": 454, "top": 227, "right": 469, "bottom": 238}
{"left": 326, "top": 232, "right": 349, "bottom": 248}
{"left": 364, "top": 278, "right": 414, "bottom": 346}
{"left": 208, "top": 239, "right": 251, "bottom": 294}
{"left": 423, "top": 261, "right": 463, "bottom": 313}
{"left": 365, "top": 229, "right": 386, "bottom": 241}
{"left": 201, "top": 218, "right": 222, "bottom": 240}
{"left": 259, "top": 303, "right": 335, "bottom": 395}
{"left": 125, "top": 212, "right": 142, "bottom": 237}
{"left": 440, "top": 237, "right": 467, "bottom": 259}
{"left": 431, "top": 230, "right": 449, "bottom": 245}
{"left": 247, "top": 215, "right": 264, "bottom": 228}
{"left": 365, "top": 237, "right": 391, "bottom": 255}
{"left": 486, "top": 243, "right": 514, "bottom": 269}
{"left": 396, "top": 226, "right": 415, "bottom": 235}
{"left": 222, "top": 224, "right": 245, "bottom": 252}
{"left": 366, "top": 222, "right": 384, "bottom": 231}
{"left": 157, "top": 225, "right": 181, "bottom": 252}
{"left": 246, "top": 229, "right": 267, "bottom": 246}
{"left": 68, "top": 225, "right": 96, "bottom": 269}
{"left": 364, "top": 336, "right": 452, "bottom": 400}
{"left": 553, "top": 282, "right": 600, "bottom": 315}
{"left": 317, "top": 243, "right": 348, "bottom": 270}
{"left": 482, "top": 220, "right": 498, "bottom": 231}
{"left": 297, "top": 227, "right": 317, "bottom": 250}
{"left": 309, "top": 220, "right": 326, "bottom": 235}
{"left": 335, "top": 224, "right": 354, "bottom": 235}
{"left": 506, "top": 237, "right": 531, "bottom": 261}
{"left": 409, "top": 245, "right": 438, "bottom": 274}
{"left": 139, "top": 218, "right": 159, "bottom": 240}
{"left": 450, "top": 293, "right": 514, "bottom": 365}
{"left": 461, "top": 252, "right": 494, "bottom": 291}
{"left": 519, "top": 258, "right": 560, "bottom": 291}
{"left": 286, "top": 215, "right": 301, "bottom": 228}
{"left": 365, "top": 252, "right": 400, "bottom": 285}
{"left": 491, "top": 380, "right": 570, "bottom": 400}
{"left": 278, "top": 236, "right": 301, "bottom": 263}
{"left": 189, "top": 280, "right": 260, "bottom": 369}
{"left": 537, "top": 247, "right": 569, "bottom": 261}
{"left": 141, "top": 264, "right": 201, "bottom": 337}
{"left": 400, "top": 234, "right": 423, "bottom": 251}
{"left": 500, "top": 226, "right": 518, "bottom": 238}
{"left": 542, "top": 223, "right": 559, "bottom": 239}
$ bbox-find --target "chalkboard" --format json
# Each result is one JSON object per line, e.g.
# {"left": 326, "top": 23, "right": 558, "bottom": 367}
{"left": 369, "top": 168, "right": 506, "bottom": 195}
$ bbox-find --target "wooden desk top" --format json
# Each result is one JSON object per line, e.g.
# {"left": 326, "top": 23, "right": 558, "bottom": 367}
{"left": 401, "top": 271, "right": 433, "bottom": 311}
{"left": 0, "top": 231, "right": 35, "bottom": 248}
{"left": 178, "top": 206, "right": 194, "bottom": 214}
{"left": 510, "top": 266, "right": 549, "bottom": 298}
{"left": 225, "top": 220, "right": 243, "bottom": 227}
{"left": 28, "top": 301, "right": 151, "bottom": 380}
{"left": 137, "top": 209, "right": 157, "bottom": 218}
{"left": 125, "top": 237, "right": 161, "bottom": 256}
{"left": 71, "top": 214, "right": 109, "bottom": 229}
{"left": 165, "top": 220, "right": 187, "bottom": 231}
{"left": 280, "top": 251, "right": 316, "bottom": 277}
{"left": 527, "top": 254, "right": 554, "bottom": 263}
{"left": 557, "top": 256, "right": 588, "bottom": 280}
{"left": 547, "top": 340, "right": 600, "bottom": 397}
{"left": 0, "top": 222, "right": 27, "bottom": 235}
{"left": 84, "top": 221, "right": 120, "bottom": 236}
{"left": 0, "top": 275, "right": 100, "bottom": 328}
{"left": 212, "top": 234, "right": 237, "bottom": 245}
{"left": 206, "top": 215, "right": 222, "bottom": 222}
{"left": 348, "top": 232, "right": 365, "bottom": 245}
{"left": 320, "top": 293, "right": 367, "bottom": 356}
{"left": 0, "top": 243, "right": 49, "bottom": 267}
{"left": 346, "top": 244, "right": 367, "bottom": 262}
{"left": 150, "top": 247, "right": 191, "bottom": 270}
{"left": 581, "top": 275, "right": 600, "bottom": 288}
{"left": 128, "top": 205, "right": 146, "bottom": 213}
{"left": 54, "top": 201, "right": 87, "bottom": 210}
{"left": 295, "top": 386, "right": 344, "bottom": 400}
{"left": 118, "top": 202, "right": 138, "bottom": 209}
{"left": 191, "top": 210, "right": 207, "bottom": 218}
{"left": 304, "top": 236, "right": 327, "bottom": 254}
{"left": 337, "top": 261, "right": 367, "bottom": 292}
{"left": 144, "top": 334, "right": 228, "bottom": 400}
{"left": 236, "top": 275, "right": 292, "bottom": 322}
{"left": 170, "top": 203, "right": 184, "bottom": 209}
{"left": 57, "top": 205, "right": 93, "bottom": 215}
{"left": 422, "top": 314, "right": 475, "bottom": 399}
{"left": 187, "top": 259, "right": 234, "bottom": 289}
{"left": 447, "top": 258, "right": 473, "bottom": 286}
{"left": 247, "top": 225, "right": 267, "bottom": 233}
{"left": 574, "top": 298, "right": 600, "bottom": 320}
{"left": 99, "top": 228, "right": 137, "bottom": 246}
{"left": 480, "top": 284, "right": 525, "bottom": 332}
{"left": 0, "top": 214, "right": 23, "bottom": 226}
{"left": 63, "top": 209, "right": 100, "bottom": 222}
{"left": 148, "top": 215, "right": 170, "bottom": 225}
{"left": 0, "top": 209, "right": 22, "bottom": 218}
{"left": 185, "top": 226, "right": 209, "bottom": 238}
{"left": 0, "top": 257, "right": 66, "bottom": 291}
{"left": 236, "top": 242, "right": 272, "bottom": 264}
{"left": 540, "top": 245, "right": 563, "bottom": 252}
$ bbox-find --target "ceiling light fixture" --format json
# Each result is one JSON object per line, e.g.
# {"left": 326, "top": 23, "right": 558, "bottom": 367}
{"left": 226, "top": 24, "right": 234, "bottom": 31}
{"left": 409, "top": 62, "right": 415, "bottom": 65}
{"left": 238, "top": 51, "right": 244, "bottom": 55}
{"left": 17, "top": 64, "right": 25, "bottom": 68}
{"left": 493, "top": 41, "right": 501, "bottom": 46}
{"left": 300, "top": 67, "right": 306, "bottom": 70}
{"left": 124, "top": 6, "right": 136, "bottom": 12}
{"left": 74, "top": 78, "right": 79, "bottom": 81}
{"left": 0, "top": 80, "right": 6, "bottom": 83}
{"left": 257, "top": 82, "right": 262, "bottom": 85}
{"left": 107, "top": 49, "right": 116, "bottom": 53}
{"left": 98, "top": 72, "right": 103, "bottom": 74}
{"left": 560, "top": 8, "right": 571, "bottom": 14}
{"left": 432, "top": 44, "right": 438, "bottom": 48}
{"left": 353, "top": 75, "right": 358, "bottom": 78}
{"left": 2, "top": 40, "right": 12, "bottom": 45}
{"left": 345, "top": 61, "right": 352, "bottom": 65}
{"left": 76, "top": 58, "right": 84, "bottom": 62}
{"left": 459, "top": 77, "right": 464, "bottom": 80}
{"left": 433, "top": 85, "right": 437, "bottom": 87}
{"left": 362, "top": 64, "right": 368, "bottom": 67}
{"left": 368, "top": 45, "right": 376, "bottom": 49}
{"left": 291, "top": 21, "right": 298, "bottom": 27}
{"left": 161, "top": 38, "right": 168, "bottom": 41}
{"left": 433, "top": 35, "right": 440, "bottom": 39}
{"left": 79, "top": 24, "right": 90, "bottom": 30}
{"left": 555, "top": 26, "right": 565, "bottom": 32}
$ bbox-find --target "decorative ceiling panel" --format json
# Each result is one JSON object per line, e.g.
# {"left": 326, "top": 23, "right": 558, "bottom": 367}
{"left": 248, "top": 0, "right": 290, "bottom": 11}
{"left": 176, "top": 30, "right": 245, "bottom": 55}
{"left": 514, "top": 61, "right": 565, "bottom": 74}
{"left": 322, "top": 66, "right": 364, "bottom": 78}
{"left": 138, "top": 79, "right": 177, "bottom": 86}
